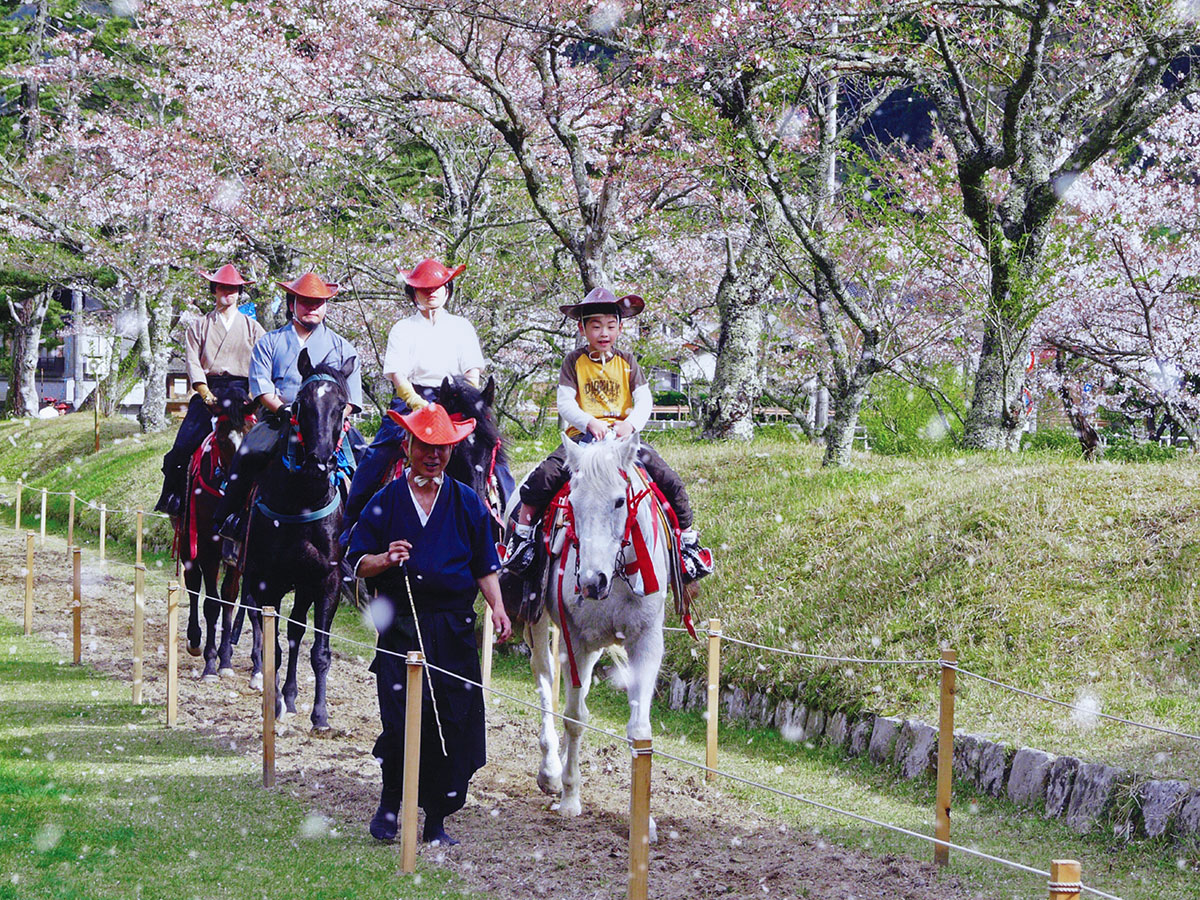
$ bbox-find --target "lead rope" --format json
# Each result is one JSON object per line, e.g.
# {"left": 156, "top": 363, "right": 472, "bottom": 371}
{"left": 401, "top": 563, "right": 448, "bottom": 757}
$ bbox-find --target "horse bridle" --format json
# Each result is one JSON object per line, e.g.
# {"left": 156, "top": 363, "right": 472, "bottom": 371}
{"left": 282, "top": 373, "right": 349, "bottom": 479}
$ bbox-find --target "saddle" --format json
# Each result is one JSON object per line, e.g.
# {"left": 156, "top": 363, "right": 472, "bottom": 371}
{"left": 178, "top": 431, "right": 228, "bottom": 561}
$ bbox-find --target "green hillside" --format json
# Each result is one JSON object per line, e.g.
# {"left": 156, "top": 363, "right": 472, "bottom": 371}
{"left": 4, "top": 416, "right": 1198, "bottom": 780}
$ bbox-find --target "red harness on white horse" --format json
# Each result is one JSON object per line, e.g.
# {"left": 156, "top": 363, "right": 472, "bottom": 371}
{"left": 543, "top": 467, "right": 695, "bottom": 688}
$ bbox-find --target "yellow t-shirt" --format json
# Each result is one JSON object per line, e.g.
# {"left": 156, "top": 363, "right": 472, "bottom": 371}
{"left": 558, "top": 348, "right": 647, "bottom": 438}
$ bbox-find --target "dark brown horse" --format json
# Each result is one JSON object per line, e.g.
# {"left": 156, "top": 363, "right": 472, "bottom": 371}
{"left": 180, "top": 381, "right": 255, "bottom": 681}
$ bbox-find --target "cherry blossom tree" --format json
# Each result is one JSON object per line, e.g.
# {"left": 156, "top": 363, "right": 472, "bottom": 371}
{"left": 849, "top": 0, "right": 1200, "bottom": 450}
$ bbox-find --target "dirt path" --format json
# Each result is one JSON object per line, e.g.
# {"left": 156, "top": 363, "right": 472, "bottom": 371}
{"left": 0, "top": 529, "right": 981, "bottom": 900}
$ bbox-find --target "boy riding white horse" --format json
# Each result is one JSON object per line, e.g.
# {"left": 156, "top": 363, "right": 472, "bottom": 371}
{"left": 504, "top": 287, "right": 712, "bottom": 582}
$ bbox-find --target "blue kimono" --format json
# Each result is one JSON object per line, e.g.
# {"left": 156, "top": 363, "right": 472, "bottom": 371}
{"left": 347, "top": 475, "right": 500, "bottom": 818}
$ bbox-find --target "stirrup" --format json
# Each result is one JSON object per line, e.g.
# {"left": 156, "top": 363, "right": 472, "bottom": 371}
{"left": 503, "top": 530, "right": 538, "bottom": 576}
{"left": 680, "top": 541, "right": 713, "bottom": 582}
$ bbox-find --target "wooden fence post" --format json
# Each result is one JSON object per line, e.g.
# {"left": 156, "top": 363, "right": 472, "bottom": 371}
{"left": 133, "top": 564, "right": 145, "bottom": 704}
{"left": 1048, "top": 859, "right": 1081, "bottom": 900}
{"left": 136, "top": 508, "right": 144, "bottom": 566}
{"left": 72, "top": 548, "right": 82, "bottom": 665}
{"left": 15, "top": 480, "right": 22, "bottom": 531}
{"left": 400, "top": 650, "right": 425, "bottom": 873}
{"left": 935, "top": 647, "right": 957, "bottom": 867}
{"left": 628, "top": 739, "right": 653, "bottom": 900}
{"left": 551, "top": 623, "right": 562, "bottom": 716}
{"left": 166, "top": 581, "right": 179, "bottom": 726}
{"left": 39, "top": 488, "right": 47, "bottom": 547}
{"left": 262, "top": 607, "right": 277, "bottom": 787}
{"left": 481, "top": 607, "right": 494, "bottom": 703}
{"left": 706, "top": 618, "right": 722, "bottom": 781}
{"left": 67, "top": 491, "right": 75, "bottom": 551}
{"left": 24, "top": 532, "right": 34, "bottom": 636}
{"left": 99, "top": 504, "right": 107, "bottom": 561}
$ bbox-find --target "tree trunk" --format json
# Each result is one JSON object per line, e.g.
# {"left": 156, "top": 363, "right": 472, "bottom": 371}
{"left": 823, "top": 374, "right": 872, "bottom": 467}
{"left": 963, "top": 313, "right": 1029, "bottom": 452}
{"left": 137, "top": 285, "right": 174, "bottom": 433}
{"left": 6, "top": 291, "right": 51, "bottom": 417}
{"left": 702, "top": 215, "right": 771, "bottom": 441}
{"left": 8, "top": 321, "right": 42, "bottom": 417}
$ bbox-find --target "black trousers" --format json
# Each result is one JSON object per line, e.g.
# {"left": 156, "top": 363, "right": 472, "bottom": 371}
{"left": 371, "top": 604, "right": 486, "bottom": 817}
{"left": 519, "top": 437, "right": 694, "bottom": 529}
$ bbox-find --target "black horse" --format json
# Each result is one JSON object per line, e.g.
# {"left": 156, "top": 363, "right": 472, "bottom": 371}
{"left": 233, "top": 349, "right": 352, "bottom": 731}
{"left": 180, "top": 381, "right": 255, "bottom": 681}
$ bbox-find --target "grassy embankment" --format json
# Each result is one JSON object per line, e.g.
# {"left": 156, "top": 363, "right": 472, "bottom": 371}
{"left": 1, "top": 414, "right": 1199, "bottom": 897}
{"left": 3, "top": 417, "right": 1200, "bottom": 778}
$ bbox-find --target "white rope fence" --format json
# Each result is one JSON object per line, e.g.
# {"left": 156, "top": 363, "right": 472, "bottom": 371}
{"left": 118, "top": 575, "right": 1125, "bottom": 899}
{"left": 3, "top": 483, "right": 1170, "bottom": 899}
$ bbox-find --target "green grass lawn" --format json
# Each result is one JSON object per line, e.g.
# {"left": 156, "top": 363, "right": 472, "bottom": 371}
{"left": 0, "top": 618, "right": 488, "bottom": 900}
{"left": 2, "top": 415, "right": 1199, "bottom": 782}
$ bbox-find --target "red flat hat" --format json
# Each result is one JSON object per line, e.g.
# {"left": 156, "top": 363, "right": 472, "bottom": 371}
{"left": 387, "top": 403, "right": 476, "bottom": 446}
{"left": 199, "top": 263, "right": 254, "bottom": 286}
{"left": 277, "top": 272, "right": 339, "bottom": 301}
{"left": 398, "top": 258, "right": 466, "bottom": 290}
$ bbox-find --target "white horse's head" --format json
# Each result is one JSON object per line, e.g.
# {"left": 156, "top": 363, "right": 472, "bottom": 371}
{"left": 561, "top": 432, "right": 640, "bottom": 601}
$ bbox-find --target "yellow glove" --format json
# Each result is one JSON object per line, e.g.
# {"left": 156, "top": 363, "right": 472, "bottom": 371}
{"left": 196, "top": 384, "right": 217, "bottom": 408}
{"left": 393, "top": 376, "right": 429, "bottom": 410}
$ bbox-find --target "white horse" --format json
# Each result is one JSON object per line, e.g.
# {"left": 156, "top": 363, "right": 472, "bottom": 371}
{"left": 512, "top": 433, "right": 670, "bottom": 829}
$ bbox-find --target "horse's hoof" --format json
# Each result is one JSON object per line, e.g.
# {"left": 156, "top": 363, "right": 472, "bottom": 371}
{"left": 537, "top": 771, "right": 563, "bottom": 796}
{"left": 648, "top": 816, "right": 658, "bottom": 844}
{"left": 249, "top": 672, "right": 263, "bottom": 691}
{"left": 311, "top": 724, "right": 332, "bottom": 736}
{"left": 277, "top": 708, "right": 292, "bottom": 721}
{"left": 187, "top": 645, "right": 202, "bottom": 657}
{"left": 202, "top": 673, "right": 219, "bottom": 684}
{"left": 557, "top": 797, "right": 582, "bottom": 818}
{"left": 218, "top": 668, "right": 236, "bottom": 680}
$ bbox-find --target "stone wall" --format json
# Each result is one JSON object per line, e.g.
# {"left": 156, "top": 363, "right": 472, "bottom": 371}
{"left": 663, "top": 674, "right": 1200, "bottom": 845}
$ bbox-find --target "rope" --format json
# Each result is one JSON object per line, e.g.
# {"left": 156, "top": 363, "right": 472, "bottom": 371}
{"left": 663, "top": 625, "right": 941, "bottom": 667}
{"left": 401, "top": 563, "right": 448, "bottom": 757}
{"left": 953, "top": 666, "right": 1200, "bottom": 744}
{"left": 162, "top": 582, "right": 1123, "bottom": 899}
{"left": 647, "top": 746, "right": 1125, "bottom": 900}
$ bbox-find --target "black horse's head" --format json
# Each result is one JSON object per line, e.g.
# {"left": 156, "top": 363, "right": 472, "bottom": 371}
{"left": 294, "top": 348, "right": 352, "bottom": 478}
{"left": 438, "top": 375, "right": 505, "bottom": 501}
{"left": 214, "top": 381, "right": 253, "bottom": 425}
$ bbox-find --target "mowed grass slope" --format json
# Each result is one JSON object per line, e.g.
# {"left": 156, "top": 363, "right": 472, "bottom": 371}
{"left": 5, "top": 416, "right": 1200, "bottom": 778}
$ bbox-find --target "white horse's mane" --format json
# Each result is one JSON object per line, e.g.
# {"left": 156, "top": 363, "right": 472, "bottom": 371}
{"left": 568, "top": 438, "right": 631, "bottom": 490}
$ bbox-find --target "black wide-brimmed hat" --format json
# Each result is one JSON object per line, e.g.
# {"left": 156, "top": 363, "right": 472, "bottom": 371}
{"left": 559, "top": 286, "right": 645, "bottom": 320}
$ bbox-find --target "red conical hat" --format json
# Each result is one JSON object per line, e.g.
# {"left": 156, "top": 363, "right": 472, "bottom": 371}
{"left": 387, "top": 403, "right": 476, "bottom": 446}
{"left": 398, "top": 258, "right": 466, "bottom": 290}
{"left": 276, "top": 272, "right": 339, "bottom": 301}
{"left": 199, "top": 263, "right": 254, "bottom": 286}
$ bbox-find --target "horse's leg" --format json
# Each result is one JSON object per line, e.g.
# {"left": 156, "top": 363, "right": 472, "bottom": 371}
{"left": 282, "top": 590, "right": 310, "bottom": 719}
{"left": 200, "top": 554, "right": 222, "bottom": 681}
{"left": 216, "top": 564, "right": 239, "bottom": 678}
{"left": 621, "top": 621, "right": 664, "bottom": 743}
{"left": 621, "top": 611, "right": 665, "bottom": 843}
{"left": 241, "top": 566, "right": 264, "bottom": 690}
{"left": 307, "top": 570, "right": 340, "bottom": 732}
{"left": 559, "top": 646, "right": 602, "bottom": 819}
{"left": 183, "top": 558, "right": 203, "bottom": 657}
{"left": 526, "top": 614, "right": 562, "bottom": 795}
